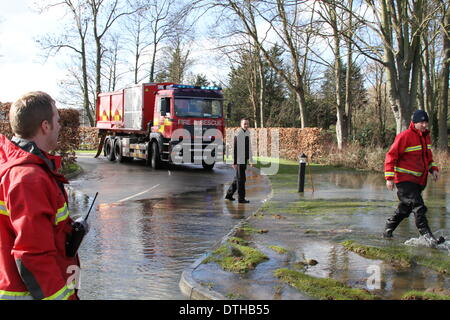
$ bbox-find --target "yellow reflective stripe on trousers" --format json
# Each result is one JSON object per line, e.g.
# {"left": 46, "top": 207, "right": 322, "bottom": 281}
{"left": 394, "top": 166, "right": 423, "bottom": 177}
{"left": 0, "top": 200, "right": 9, "bottom": 217}
{"left": 384, "top": 172, "right": 394, "bottom": 177}
{"left": 55, "top": 203, "right": 69, "bottom": 225}
{"left": 0, "top": 290, "right": 33, "bottom": 300}
{"left": 43, "top": 285, "right": 75, "bottom": 300}
{"left": 427, "top": 144, "right": 432, "bottom": 149}
{"left": 404, "top": 145, "right": 422, "bottom": 152}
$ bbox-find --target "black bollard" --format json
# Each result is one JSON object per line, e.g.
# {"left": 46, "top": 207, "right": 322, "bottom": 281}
{"left": 298, "top": 153, "right": 307, "bottom": 192}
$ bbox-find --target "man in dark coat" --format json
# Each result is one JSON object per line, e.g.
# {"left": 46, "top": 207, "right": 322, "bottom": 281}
{"left": 225, "top": 118, "right": 253, "bottom": 203}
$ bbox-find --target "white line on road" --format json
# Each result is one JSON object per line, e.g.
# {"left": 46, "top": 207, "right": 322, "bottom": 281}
{"left": 118, "top": 184, "right": 161, "bottom": 203}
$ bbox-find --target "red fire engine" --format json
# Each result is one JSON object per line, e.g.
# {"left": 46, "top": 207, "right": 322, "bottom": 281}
{"left": 95, "top": 83, "right": 225, "bottom": 170}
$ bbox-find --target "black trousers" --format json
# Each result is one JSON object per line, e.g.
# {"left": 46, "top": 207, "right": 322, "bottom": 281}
{"left": 385, "top": 181, "right": 430, "bottom": 232}
{"left": 226, "top": 164, "right": 247, "bottom": 201}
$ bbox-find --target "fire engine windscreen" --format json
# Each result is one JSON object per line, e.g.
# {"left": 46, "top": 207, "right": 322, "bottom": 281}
{"left": 174, "top": 99, "right": 222, "bottom": 118}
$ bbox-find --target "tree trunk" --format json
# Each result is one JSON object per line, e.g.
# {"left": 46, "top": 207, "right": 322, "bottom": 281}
{"left": 149, "top": 42, "right": 157, "bottom": 83}
{"left": 344, "top": 0, "right": 353, "bottom": 140}
{"left": 81, "top": 41, "right": 94, "bottom": 126}
{"left": 295, "top": 86, "right": 307, "bottom": 129}
{"left": 380, "top": 0, "right": 423, "bottom": 133}
{"left": 438, "top": 7, "right": 449, "bottom": 151}
{"left": 330, "top": 0, "right": 346, "bottom": 149}
{"left": 257, "top": 52, "right": 265, "bottom": 128}
{"left": 249, "top": 57, "right": 259, "bottom": 129}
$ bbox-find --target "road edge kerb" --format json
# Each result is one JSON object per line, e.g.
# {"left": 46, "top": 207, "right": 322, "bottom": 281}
{"left": 179, "top": 167, "right": 274, "bottom": 300}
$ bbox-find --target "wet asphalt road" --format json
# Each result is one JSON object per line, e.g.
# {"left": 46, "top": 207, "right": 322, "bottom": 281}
{"left": 71, "top": 154, "right": 237, "bottom": 203}
{"left": 68, "top": 154, "right": 271, "bottom": 299}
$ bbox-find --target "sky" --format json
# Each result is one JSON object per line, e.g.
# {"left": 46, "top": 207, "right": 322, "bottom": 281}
{"left": 0, "top": 0, "right": 230, "bottom": 105}
{"left": 0, "top": 0, "right": 67, "bottom": 103}
{"left": 0, "top": 0, "right": 340, "bottom": 106}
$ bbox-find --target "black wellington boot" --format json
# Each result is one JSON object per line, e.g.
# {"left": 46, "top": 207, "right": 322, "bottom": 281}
{"left": 383, "top": 219, "right": 402, "bottom": 239}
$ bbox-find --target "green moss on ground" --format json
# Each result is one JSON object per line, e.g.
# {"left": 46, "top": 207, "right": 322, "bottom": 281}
{"left": 255, "top": 157, "right": 351, "bottom": 175}
{"left": 402, "top": 291, "right": 450, "bottom": 300}
{"left": 342, "top": 240, "right": 412, "bottom": 268}
{"left": 225, "top": 293, "right": 245, "bottom": 300}
{"left": 61, "top": 163, "right": 81, "bottom": 176}
{"left": 237, "top": 222, "right": 268, "bottom": 235}
{"left": 342, "top": 240, "right": 450, "bottom": 274}
{"left": 274, "top": 268, "right": 378, "bottom": 300}
{"left": 268, "top": 245, "right": 289, "bottom": 254}
{"left": 228, "top": 237, "right": 249, "bottom": 246}
{"left": 261, "top": 199, "right": 393, "bottom": 216}
{"left": 203, "top": 241, "right": 268, "bottom": 274}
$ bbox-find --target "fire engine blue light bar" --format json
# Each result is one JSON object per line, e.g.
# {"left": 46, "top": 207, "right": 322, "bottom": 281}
{"left": 200, "top": 86, "right": 222, "bottom": 90}
{"left": 169, "top": 84, "right": 222, "bottom": 90}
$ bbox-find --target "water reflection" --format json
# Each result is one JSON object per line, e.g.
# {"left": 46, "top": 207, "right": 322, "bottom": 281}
{"left": 68, "top": 170, "right": 270, "bottom": 300}
{"left": 255, "top": 170, "right": 450, "bottom": 299}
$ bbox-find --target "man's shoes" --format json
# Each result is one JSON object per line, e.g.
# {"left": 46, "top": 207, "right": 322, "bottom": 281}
{"left": 383, "top": 228, "right": 394, "bottom": 239}
{"left": 238, "top": 199, "right": 250, "bottom": 204}
{"left": 225, "top": 195, "right": 235, "bottom": 201}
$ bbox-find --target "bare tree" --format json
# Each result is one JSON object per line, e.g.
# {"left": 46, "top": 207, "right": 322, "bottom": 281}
{"left": 103, "top": 33, "right": 127, "bottom": 91}
{"left": 437, "top": 0, "right": 449, "bottom": 151}
{"left": 344, "top": 0, "right": 354, "bottom": 139}
{"left": 87, "top": 0, "right": 135, "bottom": 98}
{"left": 320, "top": 0, "right": 347, "bottom": 149}
{"left": 338, "top": 0, "right": 435, "bottom": 133}
{"left": 123, "top": 1, "right": 152, "bottom": 84}
{"left": 146, "top": 0, "right": 191, "bottom": 83}
{"left": 213, "top": 0, "right": 311, "bottom": 128}
{"left": 37, "top": 0, "right": 94, "bottom": 126}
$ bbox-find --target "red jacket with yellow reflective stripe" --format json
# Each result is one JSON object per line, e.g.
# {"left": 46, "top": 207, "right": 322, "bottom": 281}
{"left": 384, "top": 122, "right": 439, "bottom": 186}
{"left": 0, "top": 135, "right": 79, "bottom": 300}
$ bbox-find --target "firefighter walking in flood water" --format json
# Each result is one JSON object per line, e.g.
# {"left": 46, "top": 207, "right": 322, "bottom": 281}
{"left": 225, "top": 118, "right": 253, "bottom": 204}
{"left": 383, "top": 109, "right": 444, "bottom": 246}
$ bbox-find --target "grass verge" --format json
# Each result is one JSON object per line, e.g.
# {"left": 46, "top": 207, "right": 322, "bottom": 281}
{"left": 61, "top": 163, "right": 81, "bottom": 176}
{"left": 274, "top": 268, "right": 378, "bottom": 300}
{"left": 402, "top": 291, "right": 450, "bottom": 300}
{"left": 261, "top": 199, "right": 393, "bottom": 216}
{"left": 268, "top": 245, "right": 289, "bottom": 254}
{"left": 342, "top": 240, "right": 450, "bottom": 274}
{"left": 203, "top": 240, "right": 268, "bottom": 274}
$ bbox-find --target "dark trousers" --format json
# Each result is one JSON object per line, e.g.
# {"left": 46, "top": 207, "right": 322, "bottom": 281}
{"left": 226, "top": 164, "right": 247, "bottom": 200}
{"left": 385, "top": 181, "right": 430, "bottom": 233}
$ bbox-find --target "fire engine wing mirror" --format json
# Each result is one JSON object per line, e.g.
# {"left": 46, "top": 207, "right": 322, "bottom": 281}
{"left": 226, "top": 102, "right": 232, "bottom": 119}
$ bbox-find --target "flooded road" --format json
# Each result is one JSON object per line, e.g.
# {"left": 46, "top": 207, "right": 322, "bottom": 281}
{"left": 229, "top": 169, "right": 450, "bottom": 300}
{"left": 69, "top": 155, "right": 449, "bottom": 300}
{"left": 68, "top": 157, "right": 271, "bottom": 299}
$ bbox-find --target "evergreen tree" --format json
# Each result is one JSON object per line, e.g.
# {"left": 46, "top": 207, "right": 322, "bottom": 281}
{"left": 318, "top": 61, "right": 367, "bottom": 131}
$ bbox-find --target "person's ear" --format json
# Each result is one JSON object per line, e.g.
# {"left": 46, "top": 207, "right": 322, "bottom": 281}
{"left": 40, "top": 119, "right": 51, "bottom": 135}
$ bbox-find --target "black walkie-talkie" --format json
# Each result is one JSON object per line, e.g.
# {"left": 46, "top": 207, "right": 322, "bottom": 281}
{"left": 66, "top": 192, "right": 98, "bottom": 257}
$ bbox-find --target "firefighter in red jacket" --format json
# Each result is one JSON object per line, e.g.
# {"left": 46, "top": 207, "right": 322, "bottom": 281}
{"left": 0, "top": 92, "right": 80, "bottom": 300}
{"left": 383, "top": 109, "right": 444, "bottom": 246}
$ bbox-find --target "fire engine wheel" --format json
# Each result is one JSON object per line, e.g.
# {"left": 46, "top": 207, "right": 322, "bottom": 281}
{"left": 145, "top": 142, "right": 152, "bottom": 166}
{"left": 103, "top": 138, "right": 109, "bottom": 157}
{"left": 106, "top": 138, "right": 116, "bottom": 161}
{"left": 202, "top": 161, "right": 215, "bottom": 171}
{"left": 151, "top": 141, "right": 162, "bottom": 170}
{"left": 114, "top": 139, "right": 132, "bottom": 163}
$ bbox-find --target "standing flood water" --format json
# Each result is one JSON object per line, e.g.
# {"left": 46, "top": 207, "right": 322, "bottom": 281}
{"left": 68, "top": 162, "right": 449, "bottom": 300}
{"left": 211, "top": 169, "right": 450, "bottom": 300}
{"left": 67, "top": 168, "right": 270, "bottom": 300}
